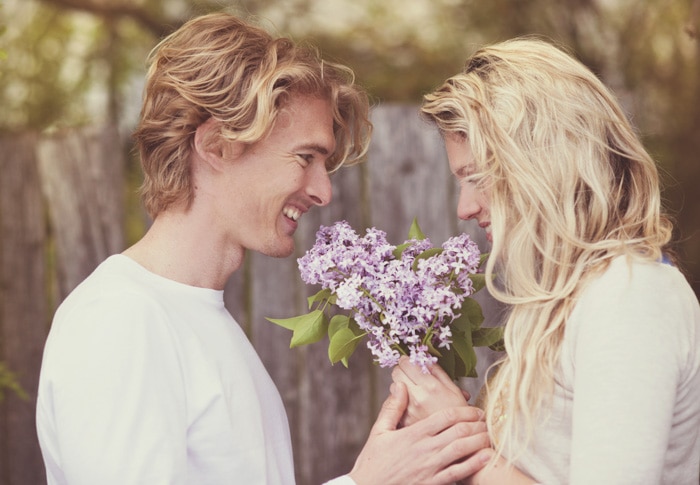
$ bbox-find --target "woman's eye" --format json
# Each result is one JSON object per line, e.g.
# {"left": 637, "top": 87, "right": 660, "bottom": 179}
{"left": 456, "top": 176, "right": 474, "bottom": 187}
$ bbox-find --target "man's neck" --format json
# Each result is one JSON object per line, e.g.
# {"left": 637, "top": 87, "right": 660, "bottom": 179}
{"left": 122, "top": 209, "right": 244, "bottom": 290}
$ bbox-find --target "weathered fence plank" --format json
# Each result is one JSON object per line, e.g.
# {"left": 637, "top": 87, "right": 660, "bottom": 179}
{"left": 292, "top": 164, "right": 377, "bottom": 484}
{"left": 0, "top": 105, "right": 504, "bottom": 485}
{"left": 367, "top": 104, "right": 457, "bottom": 243}
{"left": 36, "top": 125, "right": 125, "bottom": 300}
{"left": 0, "top": 133, "right": 49, "bottom": 485}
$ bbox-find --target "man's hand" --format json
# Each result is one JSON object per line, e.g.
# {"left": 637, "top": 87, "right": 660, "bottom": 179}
{"left": 348, "top": 381, "right": 491, "bottom": 485}
{"left": 392, "top": 356, "right": 472, "bottom": 426}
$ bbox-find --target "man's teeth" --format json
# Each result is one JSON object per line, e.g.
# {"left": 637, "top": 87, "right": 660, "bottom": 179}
{"left": 283, "top": 207, "right": 301, "bottom": 221}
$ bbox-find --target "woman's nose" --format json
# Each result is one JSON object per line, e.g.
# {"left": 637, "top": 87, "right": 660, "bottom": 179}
{"left": 456, "top": 186, "right": 481, "bottom": 221}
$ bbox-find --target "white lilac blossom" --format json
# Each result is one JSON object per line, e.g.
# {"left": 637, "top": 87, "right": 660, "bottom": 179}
{"left": 297, "top": 221, "right": 482, "bottom": 374}
{"left": 268, "top": 219, "right": 502, "bottom": 379}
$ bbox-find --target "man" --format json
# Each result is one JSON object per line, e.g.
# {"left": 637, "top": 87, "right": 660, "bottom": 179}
{"left": 36, "top": 13, "right": 490, "bottom": 484}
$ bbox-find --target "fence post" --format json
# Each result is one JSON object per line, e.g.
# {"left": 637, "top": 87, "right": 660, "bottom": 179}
{"left": 36, "top": 125, "right": 125, "bottom": 300}
{"left": 0, "top": 132, "right": 49, "bottom": 485}
{"left": 0, "top": 125, "right": 126, "bottom": 485}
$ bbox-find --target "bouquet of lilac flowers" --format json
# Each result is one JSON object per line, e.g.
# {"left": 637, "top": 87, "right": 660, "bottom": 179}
{"left": 267, "top": 219, "right": 503, "bottom": 380}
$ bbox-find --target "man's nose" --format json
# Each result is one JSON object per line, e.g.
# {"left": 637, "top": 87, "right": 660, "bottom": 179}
{"left": 306, "top": 163, "right": 332, "bottom": 206}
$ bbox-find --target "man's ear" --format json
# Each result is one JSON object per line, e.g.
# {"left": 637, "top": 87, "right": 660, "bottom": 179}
{"left": 194, "top": 118, "right": 246, "bottom": 171}
{"left": 193, "top": 117, "right": 227, "bottom": 171}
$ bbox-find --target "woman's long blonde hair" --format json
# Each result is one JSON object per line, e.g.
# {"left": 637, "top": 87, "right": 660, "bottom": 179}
{"left": 421, "top": 38, "right": 674, "bottom": 459}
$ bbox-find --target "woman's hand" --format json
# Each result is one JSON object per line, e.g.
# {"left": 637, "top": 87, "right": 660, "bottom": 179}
{"left": 464, "top": 451, "right": 539, "bottom": 485}
{"left": 348, "top": 382, "right": 491, "bottom": 485}
{"left": 392, "top": 355, "right": 473, "bottom": 426}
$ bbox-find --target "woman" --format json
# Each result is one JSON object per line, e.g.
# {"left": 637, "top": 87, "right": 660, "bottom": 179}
{"left": 393, "top": 38, "right": 700, "bottom": 484}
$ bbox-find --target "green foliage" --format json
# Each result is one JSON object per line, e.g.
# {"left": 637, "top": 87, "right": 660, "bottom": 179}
{"left": 2, "top": 4, "right": 80, "bottom": 129}
{"left": 327, "top": 315, "right": 364, "bottom": 367}
{"left": 407, "top": 217, "right": 426, "bottom": 240}
{"left": 0, "top": 0, "right": 6, "bottom": 60}
{"left": 267, "top": 309, "right": 327, "bottom": 348}
{"left": 0, "top": 362, "right": 28, "bottom": 403}
{"left": 0, "top": 3, "right": 26, "bottom": 405}
{"left": 0, "top": 0, "right": 154, "bottom": 131}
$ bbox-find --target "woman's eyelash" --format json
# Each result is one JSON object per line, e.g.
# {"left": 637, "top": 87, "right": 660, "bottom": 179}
{"left": 456, "top": 173, "right": 478, "bottom": 184}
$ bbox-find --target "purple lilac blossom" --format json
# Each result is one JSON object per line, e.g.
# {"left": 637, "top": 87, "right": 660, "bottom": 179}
{"left": 298, "top": 221, "right": 481, "bottom": 373}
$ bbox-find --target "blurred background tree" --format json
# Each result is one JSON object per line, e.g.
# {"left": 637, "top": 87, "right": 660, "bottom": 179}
{"left": 1, "top": 0, "right": 697, "bottom": 293}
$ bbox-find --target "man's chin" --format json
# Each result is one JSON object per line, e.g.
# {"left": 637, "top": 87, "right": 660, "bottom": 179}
{"left": 256, "top": 245, "right": 295, "bottom": 259}
{"left": 273, "top": 249, "right": 295, "bottom": 259}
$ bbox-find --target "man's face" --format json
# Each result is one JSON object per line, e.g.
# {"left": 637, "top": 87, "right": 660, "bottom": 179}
{"left": 220, "top": 94, "right": 336, "bottom": 258}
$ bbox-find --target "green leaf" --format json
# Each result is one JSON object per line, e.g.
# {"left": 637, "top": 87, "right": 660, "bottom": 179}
{"left": 328, "top": 327, "right": 365, "bottom": 364}
{"left": 426, "top": 336, "right": 443, "bottom": 358}
{"left": 472, "top": 326, "right": 504, "bottom": 348}
{"left": 348, "top": 317, "right": 364, "bottom": 336}
{"left": 266, "top": 314, "right": 306, "bottom": 331}
{"left": 0, "top": 363, "right": 28, "bottom": 402}
{"left": 460, "top": 297, "right": 485, "bottom": 330}
{"left": 328, "top": 314, "right": 350, "bottom": 338}
{"left": 454, "top": 350, "right": 468, "bottom": 378}
{"left": 468, "top": 273, "right": 487, "bottom": 293}
{"left": 479, "top": 252, "right": 490, "bottom": 267}
{"left": 489, "top": 339, "right": 506, "bottom": 353}
{"left": 451, "top": 311, "right": 472, "bottom": 334}
{"left": 287, "top": 310, "right": 329, "bottom": 348}
{"left": 437, "top": 347, "right": 457, "bottom": 381}
{"left": 408, "top": 217, "right": 426, "bottom": 240}
{"left": 307, "top": 288, "right": 334, "bottom": 309}
{"left": 452, "top": 329, "right": 478, "bottom": 378}
{"left": 392, "top": 242, "right": 413, "bottom": 259}
{"left": 411, "top": 247, "right": 444, "bottom": 271}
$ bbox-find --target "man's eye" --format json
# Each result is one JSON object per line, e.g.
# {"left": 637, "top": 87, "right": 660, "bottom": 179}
{"left": 297, "top": 154, "right": 313, "bottom": 166}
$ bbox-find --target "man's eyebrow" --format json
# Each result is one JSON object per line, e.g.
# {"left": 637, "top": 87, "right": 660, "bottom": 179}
{"left": 294, "top": 143, "right": 332, "bottom": 156}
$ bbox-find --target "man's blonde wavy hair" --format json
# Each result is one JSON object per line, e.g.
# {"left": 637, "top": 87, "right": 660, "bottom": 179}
{"left": 421, "top": 38, "right": 674, "bottom": 460}
{"left": 133, "top": 12, "right": 371, "bottom": 218}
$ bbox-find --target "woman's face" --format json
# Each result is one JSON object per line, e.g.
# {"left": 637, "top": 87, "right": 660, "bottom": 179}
{"left": 444, "top": 134, "right": 492, "bottom": 242}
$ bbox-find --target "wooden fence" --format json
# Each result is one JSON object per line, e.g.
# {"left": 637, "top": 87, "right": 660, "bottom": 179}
{"left": 0, "top": 105, "right": 504, "bottom": 485}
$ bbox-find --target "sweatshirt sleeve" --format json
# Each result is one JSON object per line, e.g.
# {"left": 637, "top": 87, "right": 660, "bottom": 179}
{"left": 567, "top": 261, "right": 689, "bottom": 484}
{"left": 38, "top": 292, "right": 188, "bottom": 485}
{"left": 323, "top": 476, "right": 357, "bottom": 485}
